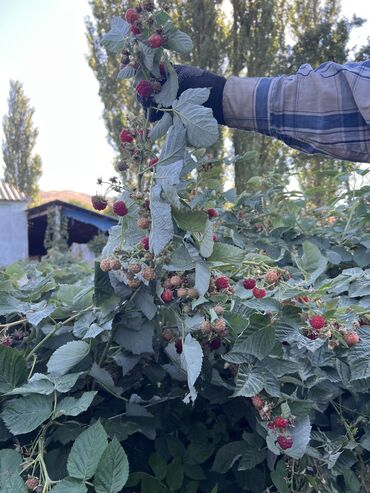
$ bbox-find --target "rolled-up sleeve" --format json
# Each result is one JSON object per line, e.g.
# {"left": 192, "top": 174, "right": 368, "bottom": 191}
{"left": 222, "top": 61, "right": 370, "bottom": 163}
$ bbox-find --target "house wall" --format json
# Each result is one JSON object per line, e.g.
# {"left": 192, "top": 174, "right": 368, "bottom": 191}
{"left": 0, "top": 201, "right": 28, "bottom": 266}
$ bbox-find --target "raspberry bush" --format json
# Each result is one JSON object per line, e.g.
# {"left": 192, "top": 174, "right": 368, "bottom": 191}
{"left": 1, "top": 3, "right": 370, "bottom": 493}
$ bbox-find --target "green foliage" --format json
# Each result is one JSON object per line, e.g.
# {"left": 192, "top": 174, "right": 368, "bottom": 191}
{"left": 2, "top": 80, "right": 42, "bottom": 200}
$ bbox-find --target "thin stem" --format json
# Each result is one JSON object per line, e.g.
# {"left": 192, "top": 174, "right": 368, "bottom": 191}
{"left": 0, "top": 318, "right": 27, "bottom": 329}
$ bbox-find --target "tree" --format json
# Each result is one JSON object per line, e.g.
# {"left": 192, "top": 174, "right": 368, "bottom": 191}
{"left": 2, "top": 80, "right": 42, "bottom": 201}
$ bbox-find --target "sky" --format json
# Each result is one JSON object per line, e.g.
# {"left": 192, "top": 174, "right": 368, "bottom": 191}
{"left": 0, "top": 0, "right": 369, "bottom": 195}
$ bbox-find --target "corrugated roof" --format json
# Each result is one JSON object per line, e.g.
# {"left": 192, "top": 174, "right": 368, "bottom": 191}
{"left": 0, "top": 180, "right": 28, "bottom": 201}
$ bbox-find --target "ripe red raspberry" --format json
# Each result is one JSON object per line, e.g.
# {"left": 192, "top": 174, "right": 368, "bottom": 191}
{"left": 161, "top": 288, "right": 174, "bottom": 303}
{"left": 159, "top": 63, "right": 166, "bottom": 78}
{"left": 149, "top": 157, "right": 159, "bottom": 167}
{"left": 207, "top": 208, "right": 219, "bottom": 219}
{"left": 214, "top": 304, "right": 224, "bottom": 316}
{"left": 142, "top": 267, "right": 156, "bottom": 281}
{"left": 162, "top": 328, "right": 173, "bottom": 342}
{"left": 213, "top": 318, "right": 226, "bottom": 333}
{"left": 137, "top": 217, "right": 150, "bottom": 229}
{"left": 91, "top": 195, "right": 108, "bottom": 211}
{"left": 213, "top": 234, "right": 218, "bottom": 242}
{"left": 265, "top": 270, "right": 280, "bottom": 284}
{"left": 177, "top": 287, "right": 187, "bottom": 298}
{"left": 125, "top": 8, "right": 140, "bottom": 24}
{"left": 130, "top": 25, "right": 141, "bottom": 35}
{"left": 253, "top": 287, "right": 267, "bottom": 299}
{"left": 243, "top": 278, "right": 256, "bottom": 290}
{"left": 175, "top": 338, "right": 183, "bottom": 354}
{"left": 215, "top": 276, "right": 229, "bottom": 290}
{"left": 273, "top": 416, "right": 289, "bottom": 429}
{"left": 309, "top": 315, "right": 326, "bottom": 330}
{"left": 141, "top": 236, "right": 150, "bottom": 250}
{"left": 136, "top": 80, "right": 153, "bottom": 98}
{"left": 344, "top": 331, "right": 360, "bottom": 347}
{"left": 113, "top": 200, "right": 128, "bottom": 216}
{"left": 251, "top": 395, "right": 264, "bottom": 410}
{"left": 170, "top": 275, "right": 182, "bottom": 287}
{"left": 200, "top": 320, "right": 212, "bottom": 334}
{"left": 149, "top": 33, "right": 164, "bottom": 48}
{"left": 277, "top": 435, "right": 293, "bottom": 450}
{"left": 307, "top": 332, "right": 318, "bottom": 340}
{"left": 100, "top": 258, "right": 111, "bottom": 272}
{"left": 119, "top": 129, "right": 134, "bottom": 144}
{"left": 210, "top": 338, "right": 221, "bottom": 350}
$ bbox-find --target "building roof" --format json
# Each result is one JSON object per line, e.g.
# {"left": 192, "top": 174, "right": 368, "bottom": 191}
{"left": 27, "top": 199, "right": 117, "bottom": 232}
{"left": 0, "top": 180, "right": 28, "bottom": 201}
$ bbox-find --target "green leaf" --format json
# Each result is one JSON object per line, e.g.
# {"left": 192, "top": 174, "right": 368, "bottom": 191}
{"left": 295, "top": 241, "right": 327, "bottom": 282}
{"left": 173, "top": 209, "right": 207, "bottom": 233}
{"left": 0, "top": 345, "right": 27, "bottom": 394}
{"left": 181, "top": 334, "right": 203, "bottom": 404}
{"left": 0, "top": 449, "right": 22, "bottom": 481}
{"left": 166, "top": 30, "right": 193, "bottom": 53}
{"left": 199, "top": 219, "right": 214, "bottom": 258}
{"left": 47, "top": 341, "right": 90, "bottom": 376}
{"left": 89, "top": 363, "right": 123, "bottom": 395}
{"left": 51, "top": 373, "right": 83, "bottom": 393}
{"left": 208, "top": 242, "right": 245, "bottom": 266}
{"left": 149, "top": 453, "right": 167, "bottom": 480}
{"left": 232, "top": 327, "right": 276, "bottom": 360}
{"left": 158, "top": 123, "right": 186, "bottom": 165}
{"left": 149, "top": 112, "right": 173, "bottom": 141}
{"left": 166, "top": 457, "right": 184, "bottom": 490}
{"left": 54, "top": 391, "right": 97, "bottom": 418}
{"left": 285, "top": 416, "right": 311, "bottom": 459}
{"left": 51, "top": 478, "right": 87, "bottom": 493}
{"left": 212, "top": 441, "right": 247, "bottom": 473}
{"left": 233, "top": 365, "right": 264, "bottom": 397}
{"left": 0, "top": 472, "right": 27, "bottom": 493}
{"left": 93, "top": 437, "right": 129, "bottom": 493}
{"left": 177, "top": 88, "right": 210, "bottom": 107}
{"left": 154, "top": 63, "right": 179, "bottom": 107}
{"left": 6, "top": 373, "right": 54, "bottom": 396}
{"left": 195, "top": 262, "right": 210, "bottom": 297}
{"left": 1, "top": 395, "right": 53, "bottom": 435}
{"left": 238, "top": 447, "right": 266, "bottom": 470}
{"left": 67, "top": 421, "right": 108, "bottom": 481}
{"left": 173, "top": 100, "right": 219, "bottom": 148}
{"left": 102, "top": 17, "right": 130, "bottom": 53}
{"left": 117, "top": 65, "right": 135, "bottom": 79}
{"left": 26, "top": 302, "right": 55, "bottom": 327}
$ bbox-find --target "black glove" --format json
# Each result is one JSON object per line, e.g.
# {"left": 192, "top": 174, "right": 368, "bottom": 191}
{"left": 143, "top": 65, "right": 227, "bottom": 125}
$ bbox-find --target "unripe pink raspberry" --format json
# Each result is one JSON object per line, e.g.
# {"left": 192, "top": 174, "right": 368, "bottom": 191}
{"left": 136, "top": 80, "right": 153, "bottom": 98}
{"left": 25, "top": 477, "right": 39, "bottom": 491}
{"left": 200, "top": 320, "right": 212, "bottom": 334}
{"left": 149, "top": 33, "right": 164, "bottom": 48}
{"left": 142, "top": 267, "right": 156, "bottom": 281}
{"left": 344, "top": 331, "right": 360, "bottom": 346}
{"left": 277, "top": 435, "right": 293, "bottom": 450}
{"left": 309, "top": 315, "right": 326, "bottom": 330}
{"left": 119, "top": 129, "right": 134, "bottom": 144}
{"left": 243, "top": 278, "right": 256, "bottom": 290}
{"left": 187, "top": 288, "right": 198, "bottom": 299}
{"left": 113, "top": 200, "right": 128, "bottom": 216}
{"left": 213, "top": 318, "right": 226, "bottom": 333}
{"left": 215, "top": 276, "right": 229, "bottom": 290}
{"left": 110, "top": 258, "right": 121, "bottom": 270}
{"left": 100, "top": 258, "right": 111, "bottom": 272}
{"left": 207, "top": 208, "right": 219, "bottom": 219}
{"left": 273, "top": 416, "right": 289, "bottom": 429}
{"left": 1, "top": 336, "right": 13, "bottom": 347}
{"left": 162, "top": 328, "right": 173, "bottom": 342}
{"left": 253, "top": 287, "right": 267, "bottom": 298}
{"left": 137, "top": 217, "right": 150, "bottom": 229}
{"left": 170, "top": 275, "right": 182, "bottom": 287}
{"left": 161, "top": 289, "right": 174, "bottom": 303}
{"left": 149, "top": 157, "right": 159, "bottom": 167}
{"left": 125, "top": 8, "right": 140, "bottom": 24}
{"left": 128, "top": 278, "right": 141, "bottom": 289}
{"left": 214, "top": 304, "right": 224, "bottom": 316}
{"left": 141, "top": 236, "right": 150, "bottom": 250}
{"left": 177, "top": 287, "right": 187, "bottom": 298}
{"left": 251, "top": 395, "right": 264, "bottom": 410}
{"left": 128, "top": 263, "right": 142, "bottom": 273}
{"left": 91, "top": 195, "right": 108, "bottom": 211}
{"left": 265, "top": 270, "right": 280, "bottom": 284}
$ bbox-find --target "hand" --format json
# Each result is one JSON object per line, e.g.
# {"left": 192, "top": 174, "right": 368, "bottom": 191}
{"left": 143, "top": 64, "right": 227, "bottom": 125}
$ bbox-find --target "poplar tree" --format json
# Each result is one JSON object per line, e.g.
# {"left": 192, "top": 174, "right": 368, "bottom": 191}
{"left": 2, "top": 80, "right": 42, "bottom": 200}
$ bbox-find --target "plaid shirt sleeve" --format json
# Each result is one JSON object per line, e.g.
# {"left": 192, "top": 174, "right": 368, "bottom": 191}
{"left": 222, "top": 61, "right": 370, "bottom": 163}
